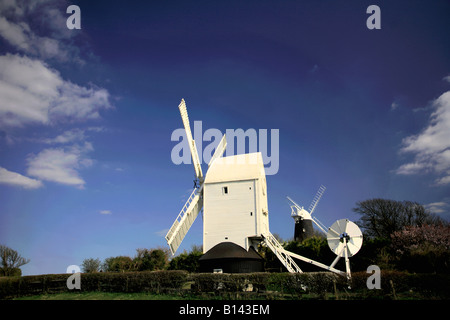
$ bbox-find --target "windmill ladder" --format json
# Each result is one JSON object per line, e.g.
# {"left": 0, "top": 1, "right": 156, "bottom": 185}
{"left": 262, "top": 231, "right": 347, "bottom": 277}
{"left": 262, "top": 232, "right": 303, "bottom": 273}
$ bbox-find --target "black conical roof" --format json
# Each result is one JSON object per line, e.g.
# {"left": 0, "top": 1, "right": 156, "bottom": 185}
{"left": 199, "top": 242, "right": 263, "bottom": 261}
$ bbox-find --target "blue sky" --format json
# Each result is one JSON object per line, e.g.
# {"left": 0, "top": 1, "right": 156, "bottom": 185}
{"left": 0, "top": 0, "right": 449, "bottom": 276}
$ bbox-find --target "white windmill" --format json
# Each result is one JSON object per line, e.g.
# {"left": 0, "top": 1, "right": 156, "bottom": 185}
{"left": 287, "top": 185, "right": 328, "bottom": 241}
{"left": 287, "top": 186, "right": 364, "bottom": 278}
{"left": 165, "top": 99, "right": 363, "bottom": 279}
{"left": 165, "top": 99, "right": 271, "bottom": 272}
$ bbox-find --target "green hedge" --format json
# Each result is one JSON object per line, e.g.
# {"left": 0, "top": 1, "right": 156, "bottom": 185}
{"left": 0, "top": 270, "right": 188, "bottom": 299}
{"left": 1, "top": 270, "right": 449, "bottom": 299}
{"left": 0, "top": 273, "right": 69, "bottom": 298}
{"left": 189, "top": 272, "right": 344, "bottom": 295}
{"left": 190, "top": 273, "right": 269, "bottom": 294}
{"left": 78, "top": 270, "right": 188, "bottom": 293}
{"left": 349, "top": 270, "right": 450, "bottom": 299}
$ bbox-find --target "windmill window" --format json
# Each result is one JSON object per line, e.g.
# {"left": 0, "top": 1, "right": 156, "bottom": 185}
{"left": 222, "top": 186, "right": 228, "bottom": 194}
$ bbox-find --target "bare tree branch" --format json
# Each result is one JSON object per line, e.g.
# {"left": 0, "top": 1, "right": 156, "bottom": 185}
{"left": 0, "top": 245, "right": 30, "bottom": 276}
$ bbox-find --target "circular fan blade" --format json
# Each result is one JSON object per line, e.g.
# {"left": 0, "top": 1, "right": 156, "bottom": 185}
{"left": 327, "top": 219, "right": 363, "bottom": 257}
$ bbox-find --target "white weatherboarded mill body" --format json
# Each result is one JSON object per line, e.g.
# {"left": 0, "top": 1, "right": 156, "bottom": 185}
{"left": 203, "top": 153, "right": 269, "bottom": 253}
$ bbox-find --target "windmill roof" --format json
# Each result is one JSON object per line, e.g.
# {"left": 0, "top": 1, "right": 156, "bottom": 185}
{"left": 204, "top": 152, "right": 265, "bottom": 184}
{"left": 199, "top": 242, "right": 263, "bottom": 261}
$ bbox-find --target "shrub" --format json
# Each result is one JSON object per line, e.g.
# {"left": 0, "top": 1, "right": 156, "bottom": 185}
{"left": 391, "top": 224, "right": 450, "bottom": 273}
{"left": 168, "top": 250, "right": 202, "bottom": 272}
{"left": 81, "top": 270, "right": 189, "bottom": 293}
{"left": 0, "top": 245, "right": 29, "bottom": 276}
{"left": 102, "top": 256, "right": 134, "bottom": 272}
{"left": 82, "top": 258, "right": 101, "bottom": 273}
{"left": 0, "top": 267, "right": 21, "bottom": 277}
{"left": 408, "top": 273, "right": 450, "bottom": 298}
{"left": 0, "top": 270, "right": 190, "bottom": 299}
{"left": 134, "top": 248, "right": 170, "bottom": 271}
{"left": 266, "top": 273, "right": 301, "bottom": 293}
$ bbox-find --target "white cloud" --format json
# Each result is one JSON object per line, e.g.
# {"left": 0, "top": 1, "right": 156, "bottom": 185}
{"left": 443, "top": 75, "right": 450, "bottom": 83}
{"left": 42, "top": 128, "right": 86, "bottom": 144}
{"left": 50, "top": 82, "right": 112, "bottom": 121}
{"left": 395, "top": 161, "right": 429, "bottom": 175}
{"left": 390, "top": 101, "right": 399, "bottom": 111}
{"left": 396, "top": 91, "right": 450, "bottom": 185}
{"left": 0, "top": 54, "right": 112, "bottom": 127}
{"left": 40, "top": 127, "right": 105, "bottom": 145}
{"left": 0, "top": 1, "right": 108, "bottom": 191}
{"left": 400, "top": 92, "right": 450, "bottom": 155}
{"left": 0, "top": 16, "right": 73, "bottom": 62}
{"left": 435, "top": 176, "right": 450, "bottom": 186}
{"left": 99, "top": 210, "right": 112, "bottom": 215}
{"left": 155, "top": 228, "right": 169, "bottom": 237}
{"left": 0, "top": 0, "right": 82, "bottom": 63}
{"left": 424, "top": 201, "right": 450, "bottom": 214}
{"left": 0, "top": 0, "right": 55, "bottom": 18}
{"left": 0, "top": 166, "right": 43, "bottom": 189}
{"left": 0, "top": 0, "right": 25, "bottom": 17}
{"left": 26, "top": 144, "right": 94, "bottom": 189}
{"left": 0, "top": 17, "right": 31, "bottom": 52}
{"left": 0, "top": 54, "right": 61, "bottom": 126}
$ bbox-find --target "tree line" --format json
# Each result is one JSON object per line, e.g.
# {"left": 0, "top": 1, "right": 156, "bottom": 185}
{"left": 2, "top": 198, "right": 448, "bottom": 277}
{"left": 351, "top": 198, "right": 449, "bottom": 273}
{"left": 82, "top": 199, "right": 448, "bottom": 274}
{"left": 262, "top": 199, "right": 449, "bottom": 273}
{"left": 81, "top": 245, "right": 203, "bottom": 273}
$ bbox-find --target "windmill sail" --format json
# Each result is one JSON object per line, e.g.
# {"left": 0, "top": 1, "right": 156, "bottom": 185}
{"left": 287, "top": 196, "right": 302, "bottom": 212}
{"left": 208, "top": 134, "right": 227, "bottom": 167}
{"left": 166, "top": 186, "right": 203, "bottom": 255}
{"left": 166, "top": 100, "right": 207, "bottom": 255}
{"left": 308, "top": 185, "right": 326, "bottom": 215}
{"left": 178, "top": 99, "right": 203, "bottom": 181}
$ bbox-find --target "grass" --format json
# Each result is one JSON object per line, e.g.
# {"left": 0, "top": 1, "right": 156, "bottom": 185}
{"left": 11, "top": 289, "right": 445, "bottom": 300}
{"left": 12, "top": 290, "right": 434, "bottom": 300}
{"left": 13, "top": 291, "right": 201, "bottom": 300}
